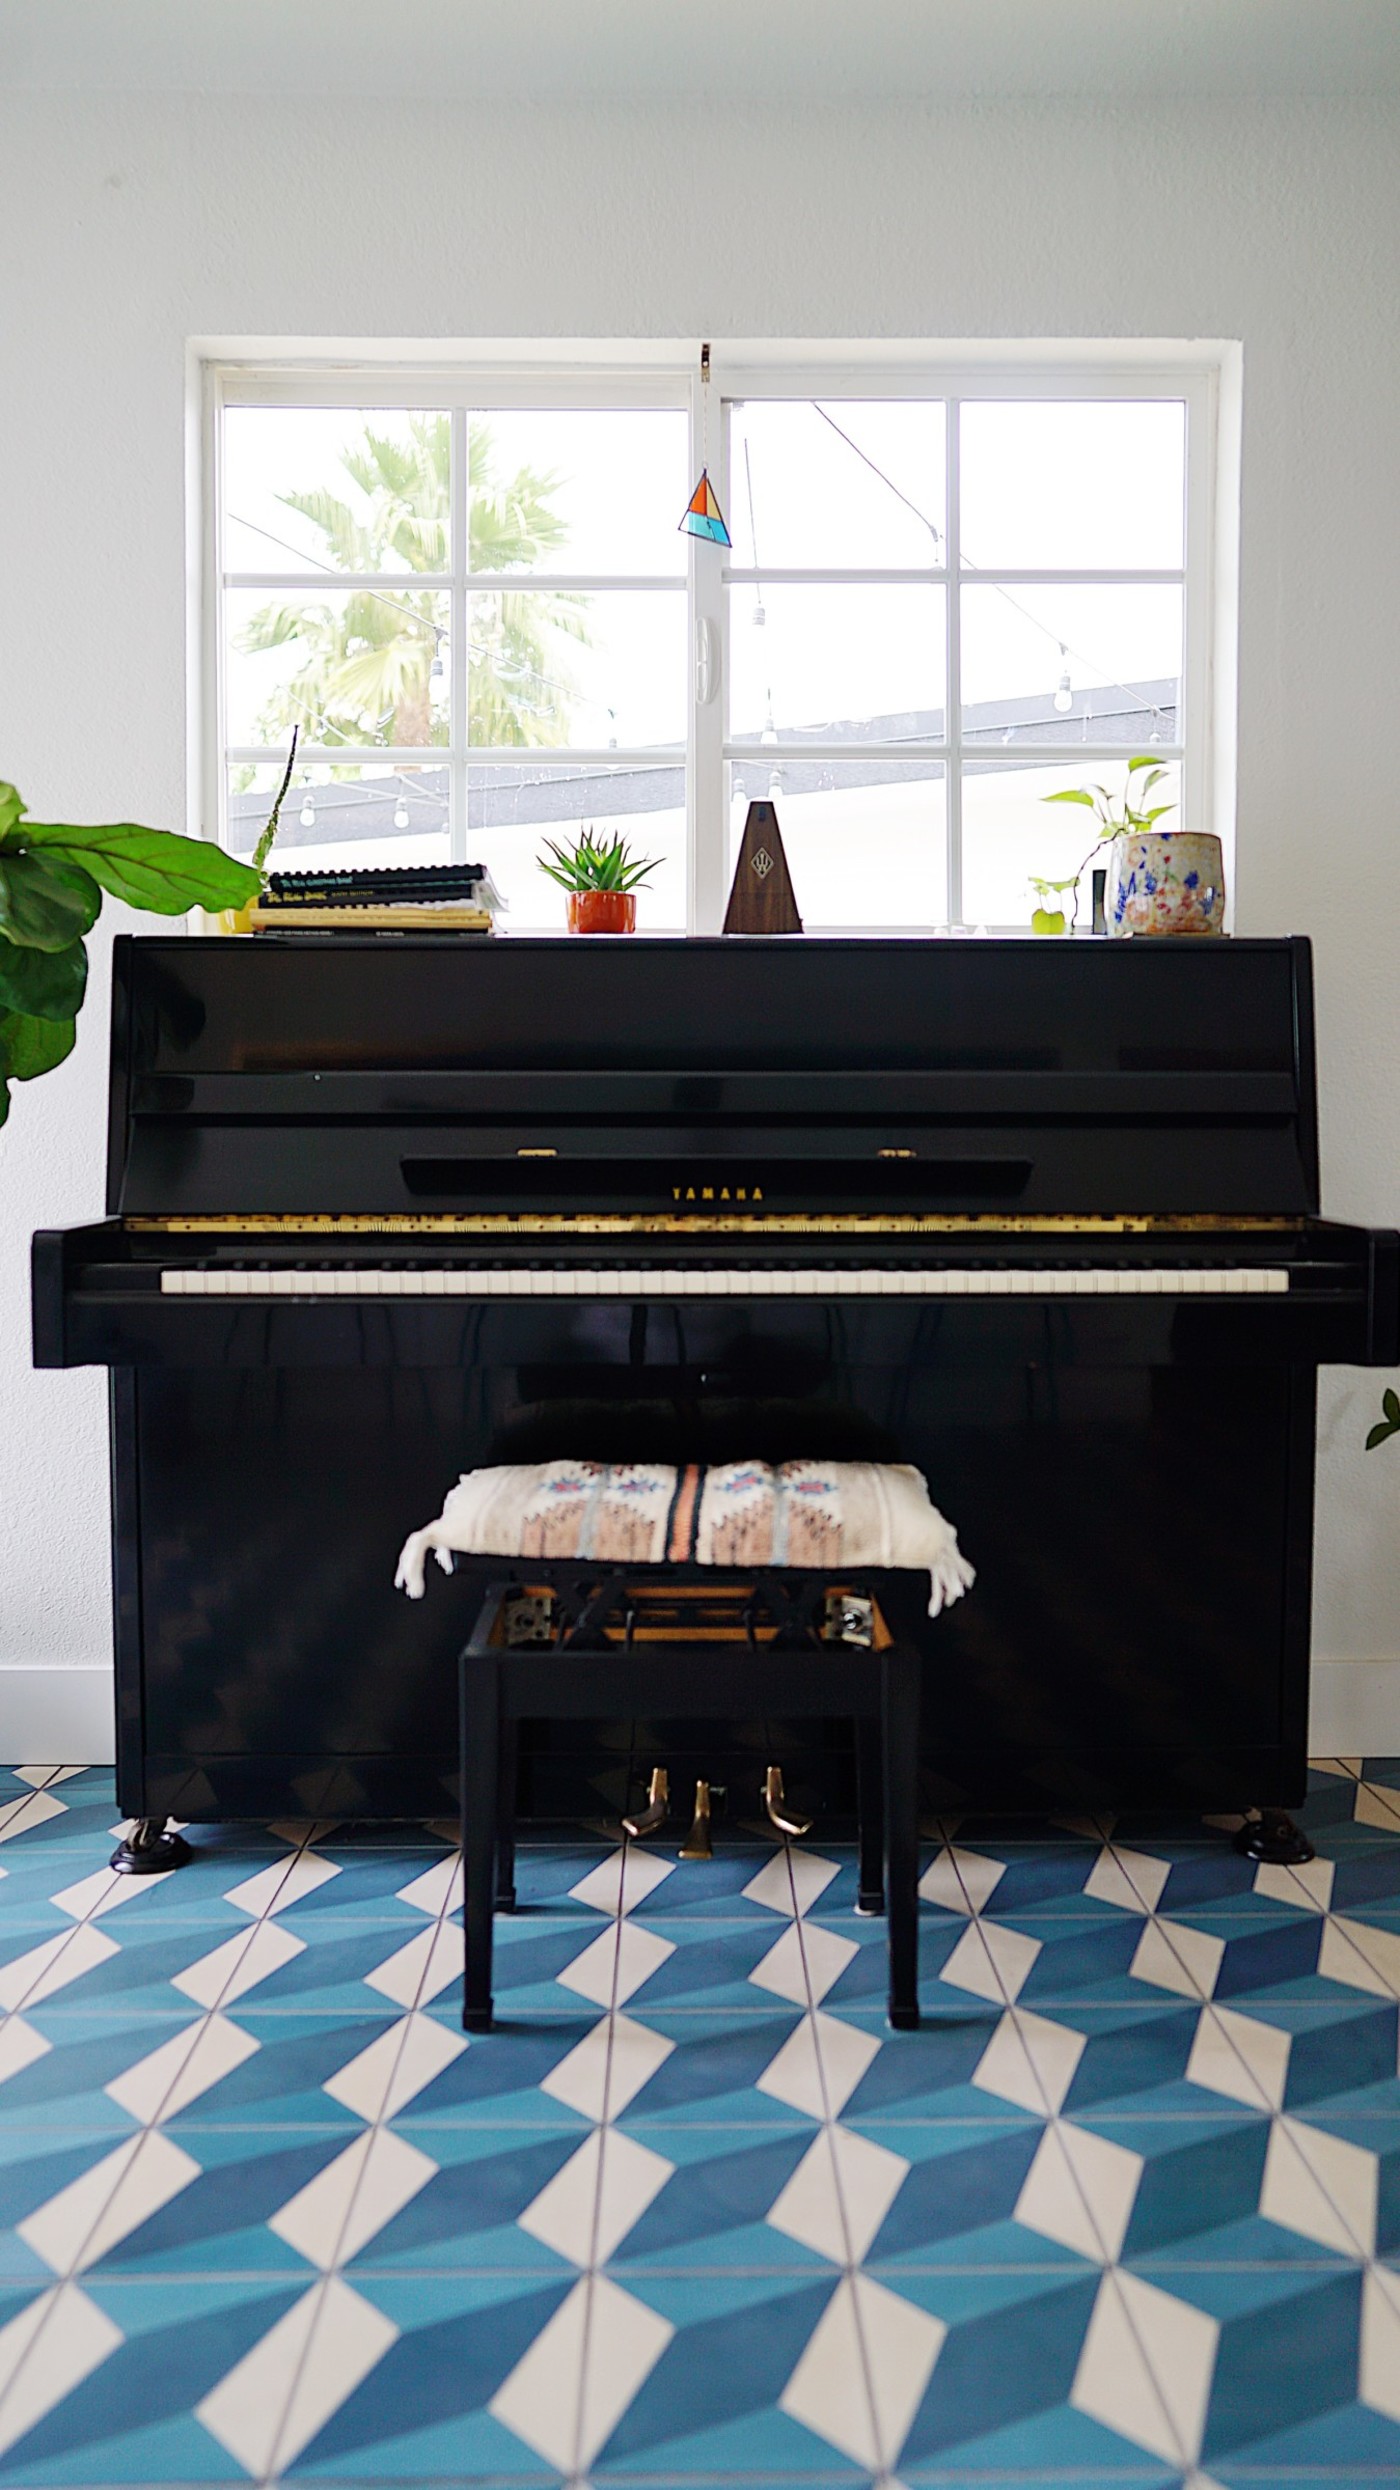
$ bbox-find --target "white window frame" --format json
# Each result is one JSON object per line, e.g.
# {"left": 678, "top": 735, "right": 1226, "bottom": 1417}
{"left": 200, "top": 346, "right": 1225, "bottom": 934}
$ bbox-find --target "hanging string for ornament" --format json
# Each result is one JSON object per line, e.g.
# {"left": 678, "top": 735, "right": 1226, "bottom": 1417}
{"left": 679, "top": 343, "right": 732, "bottom": 547}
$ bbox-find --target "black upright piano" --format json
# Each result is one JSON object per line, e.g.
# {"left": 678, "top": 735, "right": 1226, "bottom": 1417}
{"left": 32, "top": 932, "right": 1398, "bottom": 1836}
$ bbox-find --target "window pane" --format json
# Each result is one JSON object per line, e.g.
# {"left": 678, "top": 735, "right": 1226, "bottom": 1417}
{"left": 961, "top": 757, "right": 1182, "bottom": 929}
{"left": 730, "top": 759, "right": 945, "bottom": 928}
{"left": 226, "top": 761, "right": 449, "bottom": 869}
{"left": 469, "top": 410, "right": 687, "bottom": 577}
{"left": 224, "top": 587, "right": 449, "bottom": 750}
{"left": 727, "top": 585, "right": 945, "bottom": 747}
{"left": 960, "top": 400, "right": 1186, "bottom": 571}
{"left": 960, "top": 584, "right": 1181, "bottom": 746}
{"left": 730, "top": 401, "right": 944, "bottom": 570}
{"left": 470, "top": 760, "right": 685, "bottom": 929}
{"left": 223, "top": 408, "right": 450, "bottom": 577}
{"left": 467, "top": 589, "right": 685, "bottom": 751}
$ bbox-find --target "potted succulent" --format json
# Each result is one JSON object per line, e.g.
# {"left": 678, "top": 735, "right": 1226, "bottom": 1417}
{"left": 537, "top": 829, "right": 658, "bottom": 933}
{"left": 0, "top": 777, "right": 260, "bottom": 1128}
{"left": 1043, "top": 756, "right": 1226, "bottom": 936}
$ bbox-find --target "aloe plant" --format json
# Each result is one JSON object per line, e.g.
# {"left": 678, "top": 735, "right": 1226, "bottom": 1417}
{"left": 537, "top": 830, "right": 658, "bottom": 895}
{"left": 0, "top": 779, "right": 260, "bottom": 1128}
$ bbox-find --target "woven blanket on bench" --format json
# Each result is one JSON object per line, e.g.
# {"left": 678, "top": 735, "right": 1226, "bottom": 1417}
{"left": 394, "top": 1460, "right": 974, "bottom": 1616}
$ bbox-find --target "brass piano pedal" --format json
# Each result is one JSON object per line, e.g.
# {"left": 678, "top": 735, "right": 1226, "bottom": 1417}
{"left": 678, "top": 1778, "right": 713, "bottom": 1860}
{"left": 622, "top": 1767, "right": 670, "bottom": 1840}
{"left": 762, "top": 1764, "right": 813, "bottom": 1841}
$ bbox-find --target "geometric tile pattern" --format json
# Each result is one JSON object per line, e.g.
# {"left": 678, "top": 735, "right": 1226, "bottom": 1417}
{"left": 0, "top": 1758, "right": 1399, "bottom": 2482}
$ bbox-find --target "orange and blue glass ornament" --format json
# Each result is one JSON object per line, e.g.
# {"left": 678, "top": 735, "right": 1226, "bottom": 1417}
{"left": 680, "top": 467, "right": 731, "bottom": 548}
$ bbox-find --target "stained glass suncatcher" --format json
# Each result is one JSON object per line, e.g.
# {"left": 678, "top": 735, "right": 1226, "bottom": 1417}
{"left": 679, "top": 467, "right": 731, "bottom": 547}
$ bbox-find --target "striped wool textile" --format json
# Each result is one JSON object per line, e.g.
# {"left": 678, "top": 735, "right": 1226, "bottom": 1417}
{"left": 394, "top": 1460, "right": 975, "bottom": 1616}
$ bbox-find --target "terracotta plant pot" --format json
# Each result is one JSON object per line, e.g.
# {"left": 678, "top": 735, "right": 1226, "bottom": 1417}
{"left": 1109, "top": 831, "right": 1226, "bottom": 937}
{"left": 567, "top": 890, "right": 636, "bottom": 934}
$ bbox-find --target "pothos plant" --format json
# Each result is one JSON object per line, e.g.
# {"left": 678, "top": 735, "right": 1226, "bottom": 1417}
{"left": 1034, "top": 754, "right": 1177, "bottom": 931}
{"left": 0, "top": 779, "right": 260, "bottom": 1128}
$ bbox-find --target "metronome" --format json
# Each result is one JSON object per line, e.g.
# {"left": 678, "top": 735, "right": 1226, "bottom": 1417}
{"left": 722, "top": 801, "right": 803, "bottom": 935}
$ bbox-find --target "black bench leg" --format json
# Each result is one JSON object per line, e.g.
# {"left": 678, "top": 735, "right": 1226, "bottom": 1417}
{"left": 462, "top": 1654, "right": 499, "bottom": 2032}
{"left": 854, "top": 1717, "right": 885, "bottom": 1915}
{"left": 496, "top": 1719, "right": 518, "bottom": 1912}
{"left": 883, "top": 1644, "right": 921, "bottom": 2030}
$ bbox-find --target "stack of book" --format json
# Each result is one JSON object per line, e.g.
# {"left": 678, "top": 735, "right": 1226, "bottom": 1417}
{"left": 248, "top": 863, "right": 497, "bottom": 934}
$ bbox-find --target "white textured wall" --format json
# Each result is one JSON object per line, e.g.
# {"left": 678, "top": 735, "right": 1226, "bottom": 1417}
{"left": 1, "top": 94, "right": 1398, "bottom": 1727}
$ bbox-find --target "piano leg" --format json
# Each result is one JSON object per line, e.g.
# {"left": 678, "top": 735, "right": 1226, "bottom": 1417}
{"left": 496, "top": 1719, "right": 518, "bottom": 1913}
{"left": 1232, "top": 1807, "right": 1316, "bottom": 1866}
{"left": 109, "top": 1818, "right": 192, "bottom": 1876}
{"left": 461, "top": 1650, "right": 499, "bottom": 2032}
{"left": 854, "top": 1718, "right": 885, "bottom": 1915}
{"left": 883, "top": 1644, "right": 921, "bottom": 2030}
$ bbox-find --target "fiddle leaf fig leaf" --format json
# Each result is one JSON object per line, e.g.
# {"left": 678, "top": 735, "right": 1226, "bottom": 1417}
{"left": 0, "top": 935, "right": 87, "bottom": 1022}
{"left": 0, "top": 852, "right": 102, "bottom": 950}
{"left": 18, "top": 819, "right": 261, "bottom": 914}
{"left": 0, "top": 1009, "right": 76, "bottom": 1080}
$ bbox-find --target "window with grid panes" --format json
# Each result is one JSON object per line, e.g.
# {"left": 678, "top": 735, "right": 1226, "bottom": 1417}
{"left": 210, "top": 362, "right": 1212, "bottom": 932}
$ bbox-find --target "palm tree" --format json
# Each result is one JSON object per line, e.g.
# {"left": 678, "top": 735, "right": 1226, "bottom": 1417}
{"left": 240, "top": 414, "right": 590, "bottom": 750}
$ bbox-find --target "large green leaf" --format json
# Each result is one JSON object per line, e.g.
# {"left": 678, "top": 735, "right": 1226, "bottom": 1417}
{"left": 18, "top": 820, "right": 261, "bottom": 914}
{"left": 0, "top": 782, "right": 24, "bottom": 844}
{"left": 0, "top": 937, "right": 87, "bottom": 1022}
{"left": 0, "top": 852, "right": 102, "bottom": 950}
{"left": 0, "top": 1009, "right": 75, "bottom": 1080}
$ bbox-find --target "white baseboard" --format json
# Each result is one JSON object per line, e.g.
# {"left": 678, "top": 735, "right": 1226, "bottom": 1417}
{"left": 1309, "top": 1659, "right": 1400, "bottom": 1758}
{"left": 0, "top": 1660, "right": 1394, "bottom": 1782}
{"left": 0, "top": 1668, "right": 114, "bottom": 1765}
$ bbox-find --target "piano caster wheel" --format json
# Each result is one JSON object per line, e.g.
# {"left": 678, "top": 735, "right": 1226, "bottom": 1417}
{"left": 679, "top": 1779, "right": 713, "bottom": 1860}
{"left": 622, "top": 1767, "right": 670, "bottom": 1840}
{"left": 110, "top": 1818, "right": 192, "bottom": 1876}
{"left": 1233, "top": 1807, "right": 1316, "bottom": 1866}
{"left": 763, "top": 1765, "right": 813, "bottom": 1841}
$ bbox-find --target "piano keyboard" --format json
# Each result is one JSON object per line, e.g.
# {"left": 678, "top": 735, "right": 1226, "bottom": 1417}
{"left": 161, "top": 1265, "right": 1291, "bottom": 1299}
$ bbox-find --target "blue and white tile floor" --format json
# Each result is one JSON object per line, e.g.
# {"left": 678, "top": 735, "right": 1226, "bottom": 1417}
{"left": 1, "top": 1762, "right": 1399, "bottom": 2487}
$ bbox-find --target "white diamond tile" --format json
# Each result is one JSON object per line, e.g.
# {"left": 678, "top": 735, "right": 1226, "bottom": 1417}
{"left": 973, "top": 2007, "right": 1085, "bottom": 2115}
{"left": 520, "top": 2127, "right": 673, "bottom": 2266}
{"left": 270, "top": 2126, "right": 438, "bottom": 2267}
{"left": 50, "top": 1867, "right": 170, "bottom": 1921}
{"left": 1254, "top": 1855, "right": 1335, "bottom": 1912}
{"left": 0, "top": 2017, "right": 51, "bottom": 2089}
{"left": 0, "top": 2282, "right": 123, "bottom": 2458}
{"left": 1361, "top": 2264, "right": 1400, "bottom": 2422}
{"left": 1185, "top": 2005, "right": 1291, "bottom": 2112}
{"left": 938, "top": 1918, "right": 1040, "bottom": 2004}
{"left": 173, "top": 1917, "right": 305, "bottom": 2008}
{"left": 1310, "top": 1757, "right": 1361, "bottom": 1778}
{"left": 780, "top": 2271, "right": 944, "bottom": 2470}
{"left": 364, "top": 1919, "right": 463, "bottom": 2008}
{"left": 1129, "top": 1917, "right": 1223, "bottom": 1999}
{"left": 1085, "top": 1845, "right": 1171, "bottom": 1914}
{"left": 105, "top": 2012, "right": 259, "bottom": 2122}
{"left": 0, "top": 1790, "right": 67, "bottom": 1844}
{"left": 395, "top": 1854, "right": 462, "bottom": 1917}
{"left": 570, "top": 1847, "right": 675, "bottom": 1915}
{"left": 1319, "top": 1913, "right": 1400, "bottom": 1999}
{"left": 13, "top": 1767, "right": 84, "bottom": 1788}
{"left": 0, "top": 1923, "right": 118, "bottom": 2012}
{"left": 196, "top": 2275, "right": 398, "bottom": 2475}
{"left": 757, "top": 2008, "right": 881, "bottom": 2121}
{"left": 541, "top": 2011, "right": 674, "bottom": 2121}
{"left": 743, "top": 1849, "right": 840, "bottom": 1917}
{"left": 750, "top": 1920, "right": 858, "bottom": 2007}
{"left": 1354, "top": 1782, "right": 1400, "bottom": 1832}
{"left": 558, "top": 1919, "right": 675, "bottom": 2008}
{"left": 224, "top": 1850, "right": 340, "bottom": 1918}
{"left": 490, "top": 2272, "right": 674, "bottom": 2469}
{"left": 918, "top": 1844, "right": 1005, "bottom": 1916}
{"left": 1015, "top": 2120, "right": 1142, "bottom": 2263}
{"left": 767, "top": 2124, "right": 908, "bottom": 2263}
{"left": 1072, "top": 2269, "right": 1218, "bottom": 2465}
{"left": 1260, "top": 2113, "right": 1378, "bottom": 2256}
{"left": 20, "top": 2129, "right": 201, "bottom": 2274}
{"left": 323, "top": 2010, "right": 467, "bottom": 2121}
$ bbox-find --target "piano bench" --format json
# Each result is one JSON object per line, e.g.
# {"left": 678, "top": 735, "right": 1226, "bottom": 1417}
{"left": 457, "top": 1566, "right": 923, "bottom": 2036}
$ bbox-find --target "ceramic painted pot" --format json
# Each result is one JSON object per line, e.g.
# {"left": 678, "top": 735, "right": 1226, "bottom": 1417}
{"left": 567, "top": 890, "right": 636, "bottom": 933}
{"left": 1110, "top": 831, "right": 1226, "bottom": 937}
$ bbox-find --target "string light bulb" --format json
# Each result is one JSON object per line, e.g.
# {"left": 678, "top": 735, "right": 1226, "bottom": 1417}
{"left": 299, "top": 790, "right": 316, "bottom": 829}
{"left": 393, "top": 796, "right": 410, "bottom": 831}
{"left": 1053, "top": 648, "right": 1073, "bottom": 715}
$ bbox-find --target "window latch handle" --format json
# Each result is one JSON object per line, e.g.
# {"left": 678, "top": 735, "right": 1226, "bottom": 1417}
{"left": 695, "top": 616, "right": 718, "bottom": 706}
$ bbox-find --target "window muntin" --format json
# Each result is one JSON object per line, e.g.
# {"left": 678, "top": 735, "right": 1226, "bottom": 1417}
{"left": 212, "top": 363, "right": 1211, "bottom": 929}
